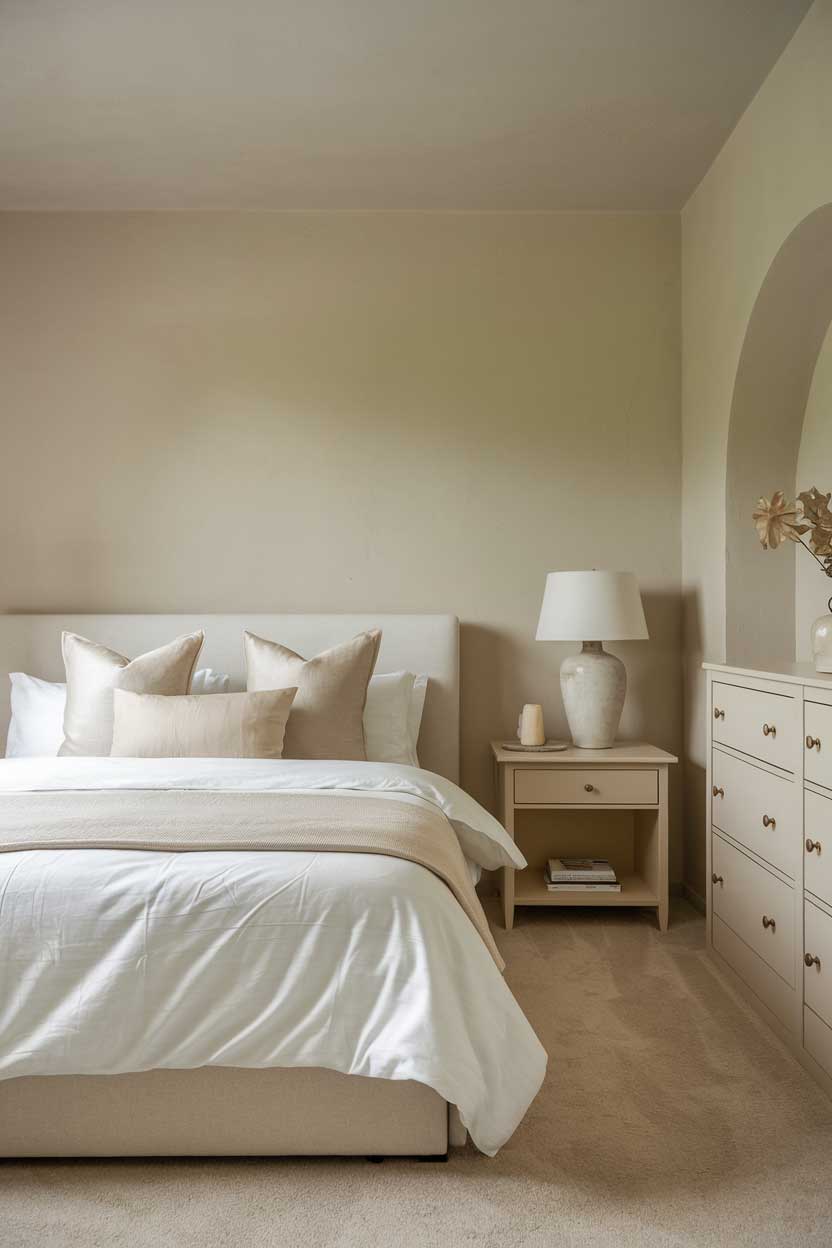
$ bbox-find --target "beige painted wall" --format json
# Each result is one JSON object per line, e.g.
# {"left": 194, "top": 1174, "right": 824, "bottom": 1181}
{"left": 0, "top": 212, "right": 683, "bottom": 873}
{"left": 797, "top": 323, "right": 832, "bottom": 657}
{"left": 681, "top": 0, "right": 832, "bottom": 896}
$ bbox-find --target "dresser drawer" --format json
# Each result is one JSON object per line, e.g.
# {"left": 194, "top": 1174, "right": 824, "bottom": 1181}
{"left": 805, "top": 702, "right": 832, "bottom": 791}
{"left": 711, "top": 834, "right": 794, "bottom": 985}
{"left": 805, "top": 1004, "right": 832, "bottom": 1082}
{"left": 804, "top": 899, "right": 832, "bottom": 1028}
{"left": 804, "top": 789, "right": 832, "bottom": 908}
{"left": 713, "top": 916, "right": 795, "bottom": 1031}
{"left": 712, "top": 681, "right": 799, "bottom": 772}
{"left": 513, "top": 768, "right": 657, "bottom": 806}
{"left": 711, "top": 749, "right": 796, "bottom": 879}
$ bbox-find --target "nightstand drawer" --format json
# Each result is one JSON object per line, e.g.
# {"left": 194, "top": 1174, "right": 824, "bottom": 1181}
{"left": 513, "top": 768, "right": 658, "bottom": 806}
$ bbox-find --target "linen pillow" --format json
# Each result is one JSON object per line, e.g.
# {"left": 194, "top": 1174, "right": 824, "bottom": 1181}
{"left": 110, "top": 687, "right": 297, "bottom": 759}
{"left": 4, "top": 668, "right": 231, "bottom": 759}
{"left": 244, "top": 629, "right": 381, "bottom": 760}
{"left": 59, "top": 630, "right": 204, "bottom": 757}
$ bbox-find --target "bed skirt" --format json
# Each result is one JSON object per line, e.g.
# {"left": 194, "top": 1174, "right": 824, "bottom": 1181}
{"left": 0, "top": 1066, "right": 466, "bottom": 1158}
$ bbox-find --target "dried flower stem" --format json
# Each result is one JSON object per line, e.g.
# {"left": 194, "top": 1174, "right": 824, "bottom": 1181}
{"left": 795, "top": 536, "right": 832, "bottom": 578}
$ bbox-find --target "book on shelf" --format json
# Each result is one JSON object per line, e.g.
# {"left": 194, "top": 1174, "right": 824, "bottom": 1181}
{"left": 544, "top": 880, "right": 622, "bottom": 892}
{"left": 546, "top": 857, "right": 617, "bottom": 884}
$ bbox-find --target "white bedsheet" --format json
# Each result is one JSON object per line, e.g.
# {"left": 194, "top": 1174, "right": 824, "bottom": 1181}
{"left": 0, "top": 758, "right": 546, "bottom": 1155}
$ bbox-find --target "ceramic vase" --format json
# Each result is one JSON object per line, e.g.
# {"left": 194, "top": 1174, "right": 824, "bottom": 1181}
{"left": 560, "top": 641, "right": 626, "bottom": 748}
{"left": 812, "top": 596, "right": 832, "bottom": 673}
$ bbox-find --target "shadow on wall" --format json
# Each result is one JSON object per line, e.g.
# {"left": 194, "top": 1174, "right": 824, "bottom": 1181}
{"left": 725, "top": 202, "right": 832, "bottom": 669}
{"left": 681, "top": 585, "right": 707, "bottom": 894}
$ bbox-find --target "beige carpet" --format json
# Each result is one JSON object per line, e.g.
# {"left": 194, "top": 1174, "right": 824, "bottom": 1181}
{"left": 4, "top": 899, "right": 832, "bottom": 1248}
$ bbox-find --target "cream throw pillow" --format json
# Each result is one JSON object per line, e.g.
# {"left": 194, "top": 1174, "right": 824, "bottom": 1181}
{"left": 111, "top": 688, "right": 297, "bottom": 759}
{"left": 59, "top": 630, "right": 204, "bottom": 757}
{"left": 244, "top": 629, "right": 381, "bottom": 760}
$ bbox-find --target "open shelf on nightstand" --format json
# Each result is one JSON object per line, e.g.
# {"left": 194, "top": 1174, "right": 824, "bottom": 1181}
{"left": 514, "top": 870, "right": 658, "bottom": 908}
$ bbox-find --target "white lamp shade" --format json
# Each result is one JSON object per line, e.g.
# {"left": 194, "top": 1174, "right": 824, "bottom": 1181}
{"left": 536, "top": 570, "right": 648, "bottom": 642}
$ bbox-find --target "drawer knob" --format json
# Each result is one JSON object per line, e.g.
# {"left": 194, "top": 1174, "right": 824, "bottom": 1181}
{"left": 714, "top": 707, "right": 725, "bottom": 720}
{"left": 762, "top": 915, "right": 776, "bottom": 931}
{"left": 806, "top": 838, "right": 823, "bottom": 855}
{"left": 711, "top": 873, "right": 723, "bottom": 885}
{"left": 805, "top": 952, "right": 822, "bottom": 970}
{"left": 712, "top": 785, "right": 724, "bottom": 798}
{"left": 807, "top": 735, "right": 822, "bottom": 751}
{"left": 762, "top": 723, "right": 776, "bottom": 738}
{"left": 584, "top": 783, "right": 595, "bottom": 793}
{"left": 762, "top": 814, "right": 776, "bottom": 829}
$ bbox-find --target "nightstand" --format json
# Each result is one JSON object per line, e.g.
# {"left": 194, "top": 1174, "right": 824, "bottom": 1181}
{"left": 492, "top": 741, "right": 677, "bottom": 931}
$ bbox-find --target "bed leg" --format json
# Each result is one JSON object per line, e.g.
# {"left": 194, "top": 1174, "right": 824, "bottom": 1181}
{"left": 366, "top": 1155, "right": 385, "bottom": 1163}
{"left": 416, "top": 1152, "right": 448, "bottom": 1163}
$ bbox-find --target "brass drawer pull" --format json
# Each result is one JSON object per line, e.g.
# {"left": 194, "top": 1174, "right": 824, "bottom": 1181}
{"left": 805, "top": 952, "right": 822, "bottom": 970}
{"left": 711, "top": 873, "right": 723, "bottom": 885}
{"left": 806, "top": 838, "right": 823, "bottom": 854}
{"left": 712, "top": 785, "right": 724, "bottom": 798}
{"left": 762, "top": 814, "right": 776, "bottom": 829}
{"left": 762, "top": 915, "right": 776, "bottom": 931}
{"left": 714, "top": 707, "right": 725, "bottom": 720}
{"left": 584, "top": 783, "right": 595, "bottom": 793}
{"left": 807, "top": 735, "right": 822, "bottom": 751}
{"left": 762, "top": 723, "right": 776, "bottom": 738}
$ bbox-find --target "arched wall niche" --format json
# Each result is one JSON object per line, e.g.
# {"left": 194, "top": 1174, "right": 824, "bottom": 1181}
{"left": 725, "top": 204, "right": 832, "bottom": 668}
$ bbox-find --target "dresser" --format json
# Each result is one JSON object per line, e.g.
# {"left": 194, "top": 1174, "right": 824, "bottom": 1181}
{"left": 705, "top": 661, "right": 832, "bottom": 1096}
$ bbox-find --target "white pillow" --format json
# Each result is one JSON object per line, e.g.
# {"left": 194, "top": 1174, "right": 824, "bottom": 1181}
{"left": 191, "top": 668, "right": 232, "bottom": 696}
{"left": 408, "top": 674, "right": 428, "bottom": 759}
{"left": 5, "top": 669, "right": 231, "bottom": 759}
{"left": 363, "top": 671, "right": 428, "bottom": 766}
{"left": 5, "top": 673, "right": 66, "bottom": 759}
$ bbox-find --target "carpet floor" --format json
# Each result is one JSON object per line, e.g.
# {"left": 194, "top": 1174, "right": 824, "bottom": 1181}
{"left": 3, "top": 899, "right": 832, "bottom": 1248}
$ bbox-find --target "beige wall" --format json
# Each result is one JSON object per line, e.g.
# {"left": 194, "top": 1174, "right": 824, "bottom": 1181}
{"left": 681, "top": 0, "right": 832, "bottom": 896}
{"left": 0, "top": 211, "right": 682, "bottom": 871}
{"left": 797, "top": 322, "right": 832, "bottom": 657}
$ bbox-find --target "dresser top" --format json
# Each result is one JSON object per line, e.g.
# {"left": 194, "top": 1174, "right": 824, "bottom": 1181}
{"left": 490, "top": 741, "right": 677, "bottom": 765}
{"left": 704, "top": 661, "right": 832, "bottom": 691}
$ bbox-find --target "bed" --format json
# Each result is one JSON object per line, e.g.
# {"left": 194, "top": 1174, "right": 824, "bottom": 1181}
{"left": 0, "top": 613, "right": 546, "bottom": 1158}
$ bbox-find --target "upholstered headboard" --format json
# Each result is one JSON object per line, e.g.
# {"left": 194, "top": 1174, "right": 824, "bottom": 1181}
{"left": 0, "top": 613, "right": 460, "bottom": 783}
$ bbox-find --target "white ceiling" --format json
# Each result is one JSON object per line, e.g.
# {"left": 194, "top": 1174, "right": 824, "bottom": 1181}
{"left": 0, "top": 0, "right": 812, "bottom": 210}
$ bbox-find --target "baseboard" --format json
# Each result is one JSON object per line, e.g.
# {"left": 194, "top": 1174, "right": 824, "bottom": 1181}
{"left": 680, "top": 881, "right": 705, "bottom": 914}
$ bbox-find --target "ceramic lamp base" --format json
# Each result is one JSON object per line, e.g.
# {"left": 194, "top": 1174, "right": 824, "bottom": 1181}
{"left": 560, "top": 641, "right": 626, "bottom": 748}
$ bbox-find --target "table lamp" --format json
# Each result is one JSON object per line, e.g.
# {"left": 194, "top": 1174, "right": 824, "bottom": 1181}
{"left": 536, "top": 570, "right": 648, "bottom": 748}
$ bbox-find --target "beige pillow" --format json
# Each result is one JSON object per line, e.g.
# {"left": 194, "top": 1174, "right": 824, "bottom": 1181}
{"left": 59, "top": 630, "right": 204, "bottom": 757}
{"left": 111, "top": 688, "right": 297, "bottom": 759}
{"left": 244, "top": 629, "right": 381, "bottom": 760}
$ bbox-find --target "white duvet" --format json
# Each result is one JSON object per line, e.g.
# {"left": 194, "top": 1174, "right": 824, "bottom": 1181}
{"left": 0, "top": 758, "right": 546, "bottom": 1155}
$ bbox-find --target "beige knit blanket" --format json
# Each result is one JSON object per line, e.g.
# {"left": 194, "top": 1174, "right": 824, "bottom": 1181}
{"left": 0, "top": 789, "right": 503, "bottom": 970}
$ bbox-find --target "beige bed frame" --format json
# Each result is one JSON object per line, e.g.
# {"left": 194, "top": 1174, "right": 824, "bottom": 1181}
{"left": 0, "top": 612, "right": 467, "bottom": 1158}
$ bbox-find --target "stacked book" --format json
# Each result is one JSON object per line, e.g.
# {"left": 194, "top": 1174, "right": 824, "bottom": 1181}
{"left": 544, "top": 858, "right": 621, "bottom": 892}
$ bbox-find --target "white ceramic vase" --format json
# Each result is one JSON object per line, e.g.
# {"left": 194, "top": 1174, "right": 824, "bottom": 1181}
{"left": 560, "top": 641, "right": 626, "bottom": 748}
{"left": 812, "top": 596, "right": 832, "bottom": 673}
